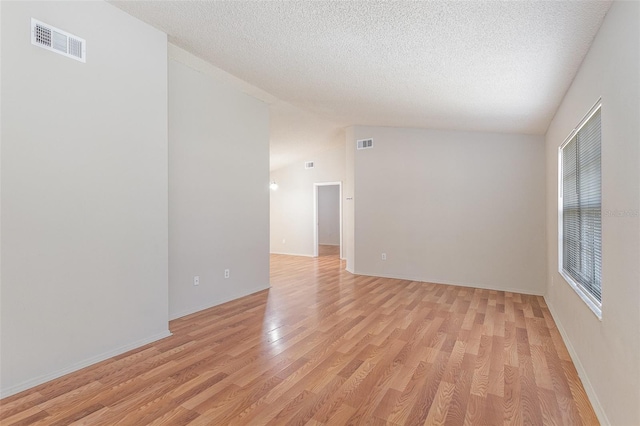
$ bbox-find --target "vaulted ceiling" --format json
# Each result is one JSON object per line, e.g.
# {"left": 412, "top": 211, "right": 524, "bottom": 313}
{"left": 111, "top": 1, "right": 612, "bottom": 170}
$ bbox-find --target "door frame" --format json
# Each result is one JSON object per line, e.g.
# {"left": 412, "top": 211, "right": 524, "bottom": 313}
{"left": 313, "top": 181, "right": 343, "bottom": 258}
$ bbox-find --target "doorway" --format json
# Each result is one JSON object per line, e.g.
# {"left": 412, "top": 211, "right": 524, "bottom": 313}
{"left": 313, "top": 182, "right": 342, "bottom": 258}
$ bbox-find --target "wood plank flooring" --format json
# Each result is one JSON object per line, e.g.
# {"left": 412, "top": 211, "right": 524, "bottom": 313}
{"left": 318, "top": 245, "right": 340, "bottom": 257}
{"left": 0, "top": 253, "right": 599, "bottom": 425}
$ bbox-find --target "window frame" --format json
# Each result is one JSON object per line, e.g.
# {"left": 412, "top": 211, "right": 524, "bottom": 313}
{"left": 557, "top": 99, "right": 603, "bottom": 319}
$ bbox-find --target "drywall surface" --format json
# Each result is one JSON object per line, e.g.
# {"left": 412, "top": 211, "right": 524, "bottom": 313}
{"left": 270, "top": 142, "right": 345, "bottom": 257}
{"left": 168, "top": 45, "right": 270, "bottom": 320}
{"left": 544, "top": 2, "right": 640, "bottom": 424}
{"left": 350, "top": 126, "right": 546, "bottom": 295}
{"left": 1, "top": 1, "right": 169, "bottom": 396}
{"left": 318, "top": 185, "right": 340, "bottom": 245}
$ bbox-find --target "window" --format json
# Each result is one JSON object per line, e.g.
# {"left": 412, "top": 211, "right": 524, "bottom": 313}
{"left": 559, "top": 101, "right": 602, "bottom": 318}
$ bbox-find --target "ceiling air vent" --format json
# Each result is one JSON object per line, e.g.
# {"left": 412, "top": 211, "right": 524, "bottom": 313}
{"left": 31, "top": 18, "right": 86, "bottom": 63}
{"left": 357, "top": 138, "right": 373, "bottom": 150}
{"left": 304, "top": 161, "right": 314, "bottom": 169}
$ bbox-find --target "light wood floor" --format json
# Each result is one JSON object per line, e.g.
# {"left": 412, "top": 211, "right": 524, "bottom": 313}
{"left": 1, "top": 254, "right": 598, "bottom": 425}
{"left": 318, "top": 244, "right": 340, "bottom": 257}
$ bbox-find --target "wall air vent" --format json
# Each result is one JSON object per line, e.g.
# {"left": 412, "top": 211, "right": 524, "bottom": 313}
{"left": 304, "top": 161, "right": 315, "bottom": 169}
{"left": 31, "top": 18, "right": 86, "bottom": 63}
{"left": 357, "top": 138, "right": 373, "bottom": 150}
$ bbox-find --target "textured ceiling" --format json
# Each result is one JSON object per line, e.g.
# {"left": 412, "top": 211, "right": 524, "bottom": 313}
{"left": 111, "top": 0, "right": 612, "bottom": 169}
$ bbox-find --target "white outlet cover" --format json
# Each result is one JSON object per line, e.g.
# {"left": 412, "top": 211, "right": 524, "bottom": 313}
{"left": 193, "top": 276, "right": 200, "bottom": 286}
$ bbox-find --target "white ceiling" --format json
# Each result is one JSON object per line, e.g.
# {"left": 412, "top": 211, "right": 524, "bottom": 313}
{"left": 111, "top": 0, "right": 612, "bottom": 170}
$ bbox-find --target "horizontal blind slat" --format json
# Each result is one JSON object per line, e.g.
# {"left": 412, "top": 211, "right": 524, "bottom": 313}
{"left": 561, "top": 107, "right": 601, "bottom": 305}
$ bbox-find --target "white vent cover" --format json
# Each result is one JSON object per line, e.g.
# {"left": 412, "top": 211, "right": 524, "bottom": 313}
{"left": 357, "top": 139, "right": 373, "bottom": 150}
{"left": 304, "top": 161, "right": 314, "bottom": 169}
{"left": 31, "top": 18, "right": 86, "bottom": 63}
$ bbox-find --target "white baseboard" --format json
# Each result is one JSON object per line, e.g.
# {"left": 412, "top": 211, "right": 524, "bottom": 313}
{"left": 351, "top": 270, "right": 545, "bottom": 296}
{"left": 169, "top": 284, "right": 269, "bottom": 321}
{"left": 0, "top": 329, "right": 172, "bottom": 399}
{"left": 545, "top": 298, "right": 609, "bottom": 426}
{"left": 269, "top": 251, "right": 314, "bottom": 257}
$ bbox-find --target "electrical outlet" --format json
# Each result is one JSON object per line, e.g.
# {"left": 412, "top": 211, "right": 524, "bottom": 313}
{"left": 282, "top": 238, "right": 286, "bottom": 244}
{"left": 224, "top": 269, "right": 230, "bottom": 279}
{"left": 381, "top": 253, "right": 387, "bottom": 260}
{"left": 193, "top": 276, "right": 199, "bottom": 286}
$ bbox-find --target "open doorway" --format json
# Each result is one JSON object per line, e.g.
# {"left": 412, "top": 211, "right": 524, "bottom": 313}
{"left": 313, "top": 182, "right": 342, "bottom": 258}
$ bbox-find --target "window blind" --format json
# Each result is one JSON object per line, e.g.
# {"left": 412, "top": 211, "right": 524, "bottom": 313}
{"left": 561, "top": 107, "right": 602, "bottom": 304}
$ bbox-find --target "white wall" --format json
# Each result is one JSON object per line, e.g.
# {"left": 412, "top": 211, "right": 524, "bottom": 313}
{"left": 318, "top": 185, "right": 340, "bottom": 245}
{"left": 349, "top": 126, "right": 546, "bottom": 294}
{"left": 1, "top": 1, "right": 169, "bottom": 396}
{"left": 270, "top": 142, "right": 345, "bottom": 256}
{"left": 168, "top": 45, "right": 270, "bottom": 320}
{"left": 544, "top": 2, "right": 640, "bottom": 424}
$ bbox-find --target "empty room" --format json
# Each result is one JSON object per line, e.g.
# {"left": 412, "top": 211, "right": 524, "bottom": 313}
{"left": 1, "top": 1, "right": 638, "bottom": 425}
